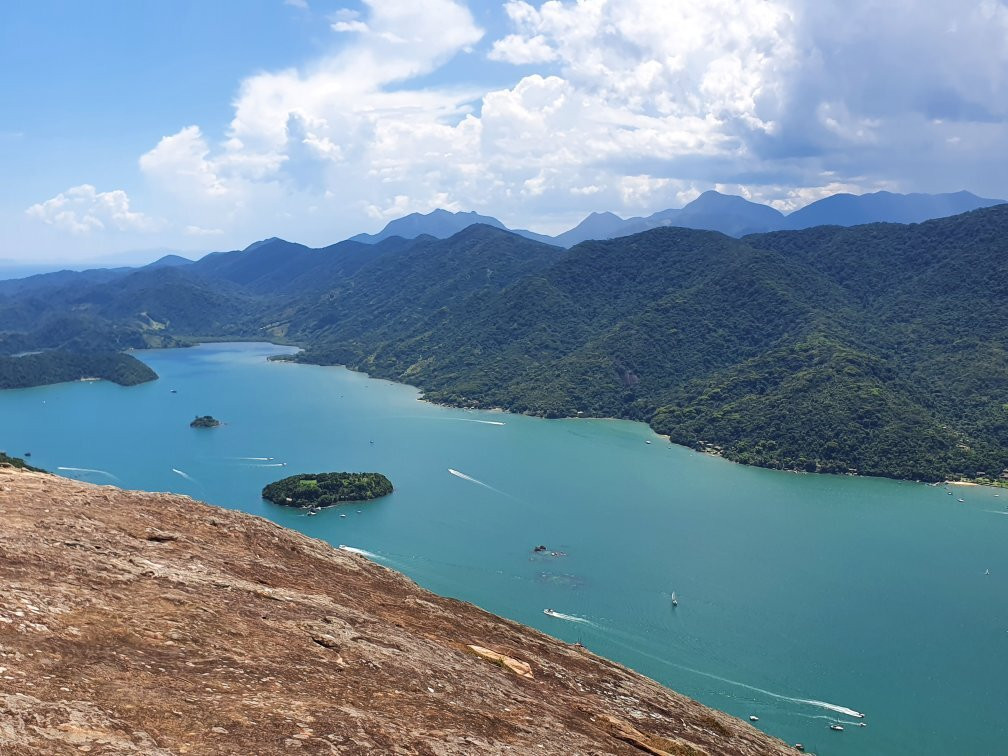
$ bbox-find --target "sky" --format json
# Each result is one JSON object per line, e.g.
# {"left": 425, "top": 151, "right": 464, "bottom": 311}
{"left": 2, "top": 0, "right": 1007, "bottom": 265}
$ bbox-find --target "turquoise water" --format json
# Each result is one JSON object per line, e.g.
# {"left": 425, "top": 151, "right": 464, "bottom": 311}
{"left": 1, "top": 342, "right": 1005, "bottom": 755}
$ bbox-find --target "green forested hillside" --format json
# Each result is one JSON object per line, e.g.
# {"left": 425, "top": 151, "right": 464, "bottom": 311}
{"left": 0, "top": 352, "right": 158, "bottom": 389}
{"left": 1, "top": 208, "right": 1007, "bottom": 483}
{"left": 284, "top": 211, "right": 1008, "bottom": 482}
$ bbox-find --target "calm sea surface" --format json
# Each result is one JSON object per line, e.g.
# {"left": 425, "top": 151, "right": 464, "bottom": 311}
{"left": 2, "top": 342, "right": 1005, "bottom": 755}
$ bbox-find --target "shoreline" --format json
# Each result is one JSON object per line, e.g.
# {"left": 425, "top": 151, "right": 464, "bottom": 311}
{"left": 29, "top": 338, "right": 1003, "bottom": 493}
{"left": 240, "top": 341, "right": 1008, "bottom": 492}
{"left": 315, "top": 356, "right": 1008, "bottom": 492}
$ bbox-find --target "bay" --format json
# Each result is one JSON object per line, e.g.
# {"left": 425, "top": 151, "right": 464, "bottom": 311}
{"left": 1, "top": 342, "right": 1005, "bottom": 755}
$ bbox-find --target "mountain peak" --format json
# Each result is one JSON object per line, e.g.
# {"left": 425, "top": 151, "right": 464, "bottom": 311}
{"left": 784, "top": 189, "right": 1005, "bottom": 228}
{"left": 349, "top": 209, "right": 508, "bottom": 244}
{"left": 244, "top": 237, "right": 295, "bottom": 253}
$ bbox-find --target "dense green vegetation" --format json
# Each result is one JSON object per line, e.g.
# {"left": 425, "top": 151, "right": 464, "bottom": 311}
{"left": 0, "top": 351, "right": 158, "bottom": 389}
{"left": 285, "top": 215, "right": 1008, "bottom": 483}
{"left": 189, "top": 415, "right": 221, "bottom": 428}
{"left": 3, "top": 208, "right": 1008, "bottom": 484}
{"left": 262, "top": 472, "right": 393, "bottom": 507}
{"left": 0, "top": 452, "right": 44, "bottom": 472}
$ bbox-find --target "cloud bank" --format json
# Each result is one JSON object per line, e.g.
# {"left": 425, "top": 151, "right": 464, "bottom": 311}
{"left": 27, "top": 0, "right": 1008, "bottom": 248}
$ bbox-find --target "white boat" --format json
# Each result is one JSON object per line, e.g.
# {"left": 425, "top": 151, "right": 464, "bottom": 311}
{"left": 543, "top": 608, "right": 558, "bottom": 617}
{"left": 749, "top": 715, "right": 759, "bottom": 722}
{"left": 670, "top": 591, "right": 678, "bottom": 607}
{"left": 830, "top": 724, "right": 844, "bottom": 731}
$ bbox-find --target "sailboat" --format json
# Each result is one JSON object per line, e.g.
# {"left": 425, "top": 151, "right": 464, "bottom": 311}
{"left": 670, "top": 591, "right": 678, "bottom": 607}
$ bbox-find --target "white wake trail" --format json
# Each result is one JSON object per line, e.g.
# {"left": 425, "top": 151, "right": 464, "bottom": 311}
{"left": 57, "top": 466, "right": 119, "bottom": 481}
{"left": 171, "top": 468, "right": 199, "bottom": 485}
{"left": 339, "top": 545, "right": 380, "bottom": 559}
{"left": 797, "top": 699, "right": 866, "bottom": 719}
{"left": 676, "top": 665, "right": 865, "bottom": 718}
{"left": 543, "top": 611, "right": 593, "bottom": 625}
{"left": 447, "top": 468, "right": 510, "bottom": 496}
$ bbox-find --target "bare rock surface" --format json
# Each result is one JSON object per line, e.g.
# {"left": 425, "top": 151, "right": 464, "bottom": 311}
{"left": 0, "top": 468, "right": 793, "bottom": 755}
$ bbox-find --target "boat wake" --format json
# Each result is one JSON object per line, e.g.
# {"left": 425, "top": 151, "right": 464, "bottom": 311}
{"left": 798, "top": 699, "right": 865, "bottom": 719}
{"left": 596, "top": 633, "right": 866, "bottom": 721}
{"left": 983, "top": 510, "right": 1008, "bottom": 516}
{"left": 543, "top": 610, "right": 593, "bottom": 625}
{"left": 675, "top": 665, "right": 865, "bottom": 718}
{"left": 171, "top": 468, "right": 199, "bottom": 485}
{"left": 339, "top": 545, "right": 380, "bottom": 560}
{"left": 57, "top": 466, "right": 119, "bottom": 481}
{"left": 447, "top": 468, "right": 510, "bottom": 496}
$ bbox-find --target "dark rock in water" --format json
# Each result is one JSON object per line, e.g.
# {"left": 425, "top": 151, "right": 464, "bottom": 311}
{"left": 190, "top": 415, "right": 221, "bottom": 428}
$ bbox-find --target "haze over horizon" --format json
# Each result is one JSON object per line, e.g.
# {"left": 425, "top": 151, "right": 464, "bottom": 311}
{"left": 3, "top": 0, "right": 1007, "bottom": 263}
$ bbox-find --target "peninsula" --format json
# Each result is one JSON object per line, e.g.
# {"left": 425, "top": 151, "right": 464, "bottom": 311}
{"left": 0, "top": 468, "right": 791, "bottom": 754}
{"left": 262, "top": 471, "right": 393, "bottom": 508}
{"left": 0, "top": 351, "right": 157, "bottom": 390}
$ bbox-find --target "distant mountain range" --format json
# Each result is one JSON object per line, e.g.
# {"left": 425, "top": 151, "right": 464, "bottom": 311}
{"left": 347, "top": 190, "right": 1005, "bottom": 247}
{"left": 2, "top": 203, "right": 1007, "bottom": 484}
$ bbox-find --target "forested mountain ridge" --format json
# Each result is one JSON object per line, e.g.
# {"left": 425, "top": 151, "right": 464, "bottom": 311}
{"left": 1, "top": 206, "right": 1006, "bottom": 483}
{"left": 285, "top": 209, "right": 1008, "bottom": 482}
{"left": 338, "top": 190, "right": 1005, "bottom": 246}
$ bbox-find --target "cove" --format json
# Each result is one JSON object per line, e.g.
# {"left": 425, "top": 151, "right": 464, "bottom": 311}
{"left": 1, "top": 342, "right": 1005, "bottom": 756}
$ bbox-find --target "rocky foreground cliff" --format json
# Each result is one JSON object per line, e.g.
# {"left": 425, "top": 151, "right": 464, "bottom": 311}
{"left": 0, "top": 468, "right": 793, "bottom": 755}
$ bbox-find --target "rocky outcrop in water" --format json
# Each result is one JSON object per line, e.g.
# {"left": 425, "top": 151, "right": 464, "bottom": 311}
{"left": 0, "top": 468, "right": 792, "bottom": 755}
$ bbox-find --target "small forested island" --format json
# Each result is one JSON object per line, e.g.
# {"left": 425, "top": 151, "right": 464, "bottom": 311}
{"left": 190, "top": 415, "right": 221, "bottom": 428}
{"left": 0, "top": 352, "right": 157, "bottom": 390}
{"left": 262, "top": 472, "right": 393, "bottom": 508}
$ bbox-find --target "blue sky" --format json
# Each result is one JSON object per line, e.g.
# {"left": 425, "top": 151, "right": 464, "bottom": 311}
{"left": 3, "top": 0, "right": 1007, "bottom": 264}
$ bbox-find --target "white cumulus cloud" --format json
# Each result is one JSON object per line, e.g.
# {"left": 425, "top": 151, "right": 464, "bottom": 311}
{"left": 120, "top": 0, "right": 1008, "bottom": 246}
{"left": 26, "top": 185, "right": 161, "bottom": 235}
{"left": 488, "top": 34, "right": 557, "bottom": 64}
